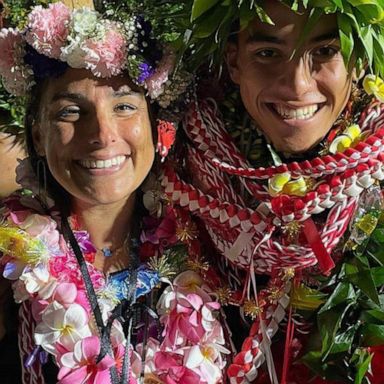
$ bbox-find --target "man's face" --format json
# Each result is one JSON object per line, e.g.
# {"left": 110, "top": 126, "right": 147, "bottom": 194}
{"left": 226, "top": 1, "right": 352, "bottom": 154}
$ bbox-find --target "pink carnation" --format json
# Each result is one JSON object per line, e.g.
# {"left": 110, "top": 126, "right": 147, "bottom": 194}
{"left": 83, "top": 27, "right": 126, "bottom": 77}
{"left": 25, "top": 2, "right": 71, "bottom": 59}
{"left": 0, "top": 28, "right": 31, "bottom": 95}
{"left": 146, "top": 52, "right": 175, "bottom": 99}
{"left": 0, "top": 28, "right": 24, "bottom": 72}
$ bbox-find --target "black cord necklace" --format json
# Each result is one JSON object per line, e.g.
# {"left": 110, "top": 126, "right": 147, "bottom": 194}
{"left": 61, "top": 215, "right": 140, "bottom": 384}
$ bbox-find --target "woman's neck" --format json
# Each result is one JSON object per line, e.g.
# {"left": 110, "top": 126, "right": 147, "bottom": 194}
{"left": 71, "top": 193, "right": 137, "bottom": 272}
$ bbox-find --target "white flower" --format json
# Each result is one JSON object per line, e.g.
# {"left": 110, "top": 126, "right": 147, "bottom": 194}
{"left": 60, "top": 36, "right": 87, "bottom": 69}
{"left": 19, "top": 264, "right": 57, "bottom": 300}
{"left": 35, "top": 302, "right": 91, "bottom": 355}
{"left": 184, "top": 343, "right": 228, "bottom": 383}
{"left": 71, "top": 8, "right": 98, "bottom": 37}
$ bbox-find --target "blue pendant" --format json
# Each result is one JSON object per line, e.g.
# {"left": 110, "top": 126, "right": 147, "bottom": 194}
{"left": 102, "top": 247, "right": 112, "bottom": 257}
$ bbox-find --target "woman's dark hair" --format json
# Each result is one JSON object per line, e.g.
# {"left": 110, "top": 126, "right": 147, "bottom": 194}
{"left": 24, "top": 80, "right": 71, "bottom": 216}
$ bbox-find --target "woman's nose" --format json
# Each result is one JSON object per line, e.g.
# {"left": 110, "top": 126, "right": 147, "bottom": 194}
{"left": 87, "top": 111, "right": 117, "bottom": 147}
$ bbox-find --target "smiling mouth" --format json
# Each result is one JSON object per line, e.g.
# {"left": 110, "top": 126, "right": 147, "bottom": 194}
{"left": 269, "top": 103, "right": 323, "bottom": 120}
{"left": 78, "top": 155, "right": 127, "bottom": 169}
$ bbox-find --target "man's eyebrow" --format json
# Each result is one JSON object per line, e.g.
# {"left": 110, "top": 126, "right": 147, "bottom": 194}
{"left": 245, "top": 30, "right": 340, "bottom": 45}
{"left": 310, "top": 30, "right": 339, "bottom": 43}
{"left": 246, "top": 33, "right": 284, "bottom": 45}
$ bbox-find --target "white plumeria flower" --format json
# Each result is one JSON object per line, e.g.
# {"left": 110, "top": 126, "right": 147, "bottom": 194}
{"left": 35, "top": 301, "right": 91, "bottom": 355}
{"left": 19, "top": 263, "right": 57, "bottom": 299}
{"left": 184, "top": 344, "right": 227, "bottom": 383}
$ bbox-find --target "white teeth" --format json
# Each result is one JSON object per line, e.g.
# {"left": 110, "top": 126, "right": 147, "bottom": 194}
{"left": 79, "top": 155, "right": 126, "bottom": 169}
{"left": 275, "top": 104, "right": 319, "bottom": 120}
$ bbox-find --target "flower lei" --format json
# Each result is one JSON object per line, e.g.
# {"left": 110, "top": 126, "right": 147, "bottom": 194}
{"left": 159, "top": 76, "right": 384, "bottom": 383}
{"left": 0, "top": 1, "right": 191, "bottom": 108}
{"left": 0, "top": 161, "right": 230, "bottom": 384}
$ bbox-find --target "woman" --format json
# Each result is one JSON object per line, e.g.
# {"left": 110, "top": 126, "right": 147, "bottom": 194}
{"left": 0, "top": 2, "right": 229, "bottom": 384}
{"left": 161, "top": 0, "right": 384, "bottom": 383}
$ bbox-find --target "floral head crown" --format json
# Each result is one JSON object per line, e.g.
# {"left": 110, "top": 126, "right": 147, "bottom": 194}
{"left": 0, "top": 0, "right": 191, "bottom": 108}
{"left": 185, "top": 0, "right": 384, "bottom": 79}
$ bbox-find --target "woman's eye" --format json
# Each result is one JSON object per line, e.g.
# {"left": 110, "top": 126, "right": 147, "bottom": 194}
{"left": 114, "top": 103, "right": 137, "bottom": 113}
{"left": 57, "top": 106, "right": 80, "bottom": 119}
{"left": 313, "top": 46, "right": 340, "bottom": 58}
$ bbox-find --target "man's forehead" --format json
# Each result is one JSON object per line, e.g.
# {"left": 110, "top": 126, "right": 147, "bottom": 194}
{"left": 241, "top": 0, "right": 338, "bottom": 44}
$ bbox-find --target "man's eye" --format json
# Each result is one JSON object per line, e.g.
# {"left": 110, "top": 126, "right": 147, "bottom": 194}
{"left": 255, "top": 49, "right": 279, "bottom": 58}
{"left": 313, "top": 46, "right": 340, "bottom": 58}
{"left": 114, "top": 103, "right": 137, "bottom": 113}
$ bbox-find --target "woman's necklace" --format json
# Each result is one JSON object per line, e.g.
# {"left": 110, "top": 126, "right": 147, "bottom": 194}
{"left": 96, "top": 243, "right": 126, "bottom": 258}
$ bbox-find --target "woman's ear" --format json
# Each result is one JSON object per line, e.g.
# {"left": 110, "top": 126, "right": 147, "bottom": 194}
{"left": 225, "top": 42, "right": 241, "bottom": 85}
{"left": 32, "top": 122, "right": 45, "bottom": 157}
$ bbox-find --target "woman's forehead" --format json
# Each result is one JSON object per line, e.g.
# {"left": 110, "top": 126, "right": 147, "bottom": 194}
{"left": 43, "top": 68, "right": 141, "bottom": 102}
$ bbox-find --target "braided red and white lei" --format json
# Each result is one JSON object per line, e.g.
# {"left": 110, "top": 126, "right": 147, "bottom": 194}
{"left": 162, "top": 97, "right": 384, "bottom": 383}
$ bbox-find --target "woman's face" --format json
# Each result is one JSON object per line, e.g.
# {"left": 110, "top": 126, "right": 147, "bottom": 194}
{"left": 34, "top": 68, "right": 154, "bottom": 206}
{"left": 226, "top": 0, "right": 352, "bottom": 154}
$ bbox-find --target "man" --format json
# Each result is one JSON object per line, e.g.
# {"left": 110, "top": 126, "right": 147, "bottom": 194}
{"left": 162, "top": 1, "right": 384, "bottom": 382}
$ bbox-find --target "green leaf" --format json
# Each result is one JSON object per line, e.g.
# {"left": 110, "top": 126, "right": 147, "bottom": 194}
{"left": 347, "top": 268, "right": 380, "bottom": 305}
{"left": 327, "top": 323, "right": 359, "bottom": 355}
{"left": 338, "top": 13, "right": 355, "bottom": 66}
{"left": 192, "top": 5, "right": 228, "bottom": 38}
{"left": 360, "top": 324, "right": 384, "bottom": 346}
{"left": 360, "top": 309, "right": 384, "bottom": 323}
{"left": 318, "top": 282, "right": 356, "bottom": 314}
{"left": 353, "top": 348, "right": 373, "bottom": 384}
{"left": 191, "top": 0, "right": 221, "bottom": 21}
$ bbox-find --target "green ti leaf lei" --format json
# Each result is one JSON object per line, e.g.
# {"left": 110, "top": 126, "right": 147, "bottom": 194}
{"left": 185, "top": 0, "right": 384, "bottom": 78}
{"left": 298, "top": 200, "right": 384, "bottom": 383}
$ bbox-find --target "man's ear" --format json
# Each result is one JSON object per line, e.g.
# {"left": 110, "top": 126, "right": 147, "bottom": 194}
{"left": 225, "top": 42, "right": 241, "bottom": 85}
{"left": 32, "top": 123, "right": 45, "bottom": 157}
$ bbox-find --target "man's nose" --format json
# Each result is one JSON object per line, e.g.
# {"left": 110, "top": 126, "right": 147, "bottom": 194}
{"left": 87, "top": 111, "right": 117, "bottom": 147}
{"left": 279, "top": 56, "right": 315, "bottom": 99}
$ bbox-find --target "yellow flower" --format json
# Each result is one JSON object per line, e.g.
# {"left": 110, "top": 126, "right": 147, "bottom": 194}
{"left": 363, "top": 74, "right": 384, "bottom": 102}
{"left": 329, "top": 124, "right": 362, "bottom": 154}
{"left": 268, "top": 172, "right": 307, "bottom": 197}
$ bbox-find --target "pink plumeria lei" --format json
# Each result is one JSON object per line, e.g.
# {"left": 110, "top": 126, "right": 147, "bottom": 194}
{"left": 0, "top": 2, "right": 180, "bottom": 100}
{"left": 0, "top": 192, "right": 229, "bottom": 383}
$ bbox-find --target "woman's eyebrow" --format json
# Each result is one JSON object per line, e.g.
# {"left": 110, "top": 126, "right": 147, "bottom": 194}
{"left": 51, "top": 92, "right": 86, "bottom": 102}
{"left": 113, "top": 89, "right": 141, "bottom": 97}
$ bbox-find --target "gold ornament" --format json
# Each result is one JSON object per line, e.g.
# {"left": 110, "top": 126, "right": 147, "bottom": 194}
{"left": 243, "top": 299, "right": 263, "bottom": 320}
{"left": 186, "top": 259, "right": 209, "bottom": 273}
{"left": 215, "top": 287, "right": 232, "bottom": 306}
{"left": 267, "top": 286, "right": 285, "bottom": 302}
{"left": 282, "top": 221, "right": 302, "bottom": 244}
{"left": 176, "top": 222, "right": 198, "bottom": 242}
{"left": 280, "top": 267, "right": 295, "bottom": 282}
{"left": 147, "top": 255, "right": 177, "bottom": 280}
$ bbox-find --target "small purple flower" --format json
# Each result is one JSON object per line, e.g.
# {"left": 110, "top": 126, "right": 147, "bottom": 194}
{"left": 137, "top": 62, "right": 155, "bottom": 84}
{"left": 73, "top": 230, "right": 96, "bottom": 254}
